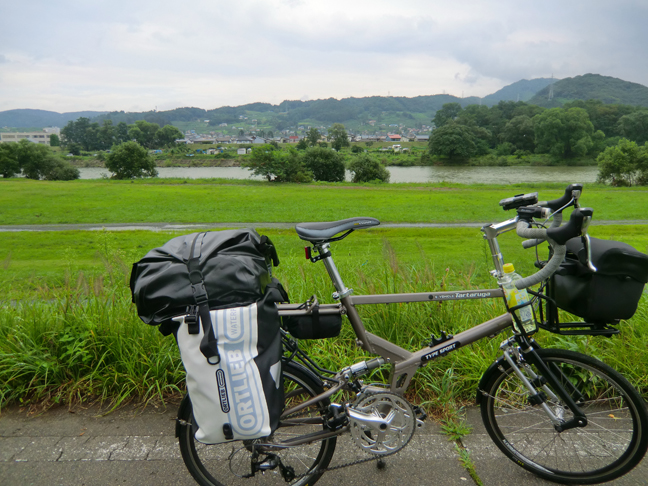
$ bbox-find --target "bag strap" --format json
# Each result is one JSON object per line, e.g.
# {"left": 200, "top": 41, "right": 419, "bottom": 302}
{"left": 187, "top": 232, "right": 221, "bottom": 365}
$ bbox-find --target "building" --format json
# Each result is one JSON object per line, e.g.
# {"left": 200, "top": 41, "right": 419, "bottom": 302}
{"left": 0, "top": 128, "right": 58, "bottom": 145}
{"left": 385, "top": 134, "right": 402, "bottom": 142}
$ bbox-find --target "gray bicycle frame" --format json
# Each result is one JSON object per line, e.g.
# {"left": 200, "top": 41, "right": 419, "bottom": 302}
{"left": 277, "top": 216, "right": 521, "bottom": 397}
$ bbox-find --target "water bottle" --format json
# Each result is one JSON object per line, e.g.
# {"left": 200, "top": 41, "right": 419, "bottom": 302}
{"left": 499, "top": 263, "right": 536, "bottom": 334}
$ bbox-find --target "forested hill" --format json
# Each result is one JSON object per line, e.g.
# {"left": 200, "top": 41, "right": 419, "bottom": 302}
{"left": 0, "top": 109, "right": 107, "bottom": 129}
{"left": 528, "top": 74, "right": 648, "bottom": 108}
{"left": 482, "top": 78, "right": 556, "bottom": 103}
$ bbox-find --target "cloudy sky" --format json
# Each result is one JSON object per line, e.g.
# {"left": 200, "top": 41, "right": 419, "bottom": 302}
{"left": 1, "top": 0, "right": 646, "bottom": 113}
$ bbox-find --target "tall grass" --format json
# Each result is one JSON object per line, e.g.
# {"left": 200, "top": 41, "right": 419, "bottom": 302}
{"left": 1, "top": 235, "right": 646, "bottom": 414}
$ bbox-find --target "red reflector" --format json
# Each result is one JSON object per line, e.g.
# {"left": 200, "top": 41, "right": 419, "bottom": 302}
{"left": 305, "top": 247, "right": 311, "bottom": 260}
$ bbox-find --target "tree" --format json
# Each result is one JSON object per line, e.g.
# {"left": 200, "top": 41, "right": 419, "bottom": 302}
{"left": 348, "top": 154, "right": 390, "bottom": 183}
{"left": 328, "top": 123, "right": 350, "bottom": 151}
{"left": 49, "top": 134, "right": 60, "bottom": 147}
{"left": 433, "top": 103, "right": 462, "bottom": 128}
{"left": 296, "top": 139, "right": 308, "bottom": 150}
{"left": 11, "top": 139, "right": 78, "bottom": 180}
{"left": 616, "top": 111, "right": 648, "bottom": 145}
{"left": 128, "top": 120, "right": 160, "bottom": 149}
{"left": 67, "top": 143, "right": 82, "bottom": 156}
{"left": 428, "top": 123, "right": 476, "bottom": 161}
{"left": 105, "top": 142, "right": 158, "bottom": 179}
{"left": 597, "top": 138, "right": 648, "bottom": 186}
{"left": 242, "top": 145, "right": 312, "bottom": 182}
{"left": 534, "top": 107, "right": 598, "bottom": 158}
{"left": 155, "top": 124, "right": 183, "bottom": 147}
{"left": 302, "top": 147, "right": 345, "bottom": 182}
{"left": 0, "top": 143, "right": 19, "bottom": 178}
{"left": 305, "top": 127, "right": 321, "bottom": 147}
{"left": 501, "top": 115, "right": 535, "bottom": 152}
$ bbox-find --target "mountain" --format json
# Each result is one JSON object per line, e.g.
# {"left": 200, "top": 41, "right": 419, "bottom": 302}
{"left": 482, "top": 78, "right": 557, "bottom": 104}
{"left": 4, "top": 74, "right": 648, "bottom": 130}
{"left": 0, "top": 109, "right": 107, "bottom": 129}
{"left": 528, "top": 74, "right": 648, "bottom": 108}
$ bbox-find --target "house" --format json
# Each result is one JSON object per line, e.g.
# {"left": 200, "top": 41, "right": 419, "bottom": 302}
{"left": 289, "top": 136, "right": 300, "bottom": 143}
{"left": 233, "top": 136, "right": 252, "bottom": 144}
{"left": 386, "top": 134, "right": 402, "bottom": 142}
{"left": 252, "top": 137, "right": 266, "bottom": 144}
{"left": 416, "top": 135, "right": 430, "bottom": 142}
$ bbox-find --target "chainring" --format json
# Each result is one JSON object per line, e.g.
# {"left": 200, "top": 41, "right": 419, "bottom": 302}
{"left": 349, "top": 392, "right": 416, "bottom": 455}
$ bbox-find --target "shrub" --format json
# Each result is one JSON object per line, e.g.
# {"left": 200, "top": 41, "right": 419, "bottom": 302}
{"left": 597, "top": 138, "right": 648, "bottom": 186}
{"left": 105, "top": 142, "right": 158, "bottom": 179}
{"left": 302, "top": 147, "right": 345, "bottom": 182}
{"left": 348, "top": 154, "right": 390, "bottom": 183}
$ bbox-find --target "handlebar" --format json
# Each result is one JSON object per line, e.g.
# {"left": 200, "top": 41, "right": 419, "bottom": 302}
{"left": 537, "top": 183, "right": 583, "bottom": 212}
{"left": 494, "top": 184, "right": 594, "bottom": 290}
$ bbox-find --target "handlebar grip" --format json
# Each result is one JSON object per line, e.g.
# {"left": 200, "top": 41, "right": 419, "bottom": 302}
{"left": 538, "top": 183, "right": 583, "bottom": 212}
{"left": 545, "top": 207, "right": 592, "bottom": 245}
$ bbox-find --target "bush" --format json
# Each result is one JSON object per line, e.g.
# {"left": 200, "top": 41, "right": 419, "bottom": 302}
{"left": 348, "top": 154, "right": 390, "bottom": 183}
{"left": 351, "top": 145, "right": 363, "bottom": 154}
{"left": 242, "top": 145, "right": 312, "bottom": 182}
{"left": 44, "top": 159, "right": 80, "bottom": 180}
{"left": 105, "top": 142, "right": 158, "bottom": 179}
{"left": 302, "top": 147, "right": 345, "bottom": 182}
{"left": 597, "top": 138, "right": 648, "bottom": 186}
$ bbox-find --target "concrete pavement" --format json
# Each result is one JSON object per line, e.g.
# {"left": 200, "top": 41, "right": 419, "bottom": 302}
{"left": 1, "top": 404, "right": 647, "bottom": 486}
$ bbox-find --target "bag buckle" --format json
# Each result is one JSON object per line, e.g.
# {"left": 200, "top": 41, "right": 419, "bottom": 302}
{"left": 185, "top": 305, "right": 200, "bottom": 334}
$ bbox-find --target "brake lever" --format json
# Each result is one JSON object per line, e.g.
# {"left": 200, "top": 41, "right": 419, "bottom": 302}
{"left": 580, "top": 214, "right": 597, "bottom": 273}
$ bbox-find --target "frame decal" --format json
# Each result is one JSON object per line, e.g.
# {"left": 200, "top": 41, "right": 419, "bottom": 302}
{"left": 421, "top": 341, "right": 459, "bottom": 362}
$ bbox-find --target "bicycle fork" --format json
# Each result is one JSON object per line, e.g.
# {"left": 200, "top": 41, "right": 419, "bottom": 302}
{"left": 500, "top": 338, "right": 588, "bottom": 432}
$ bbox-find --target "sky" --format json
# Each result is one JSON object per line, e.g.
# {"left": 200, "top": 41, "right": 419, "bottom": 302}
{"left": 1, "top": 0, "right": 647, "bottom": 113}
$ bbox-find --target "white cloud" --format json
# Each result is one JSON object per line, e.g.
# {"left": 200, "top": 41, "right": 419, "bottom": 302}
{"left": 0, "top": 0, "right": 647, "bottom": 111}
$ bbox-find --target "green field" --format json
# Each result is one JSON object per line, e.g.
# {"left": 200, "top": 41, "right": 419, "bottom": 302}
{"left": 2, "top": 179, "right": 648, "bottom": 225}
{"left": 0, "top": 179, "right": 646, "bottom": 412}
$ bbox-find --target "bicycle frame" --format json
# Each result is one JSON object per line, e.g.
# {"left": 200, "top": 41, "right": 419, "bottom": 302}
{"left": 276, "top": 216, "right": 523, "bottom": 411}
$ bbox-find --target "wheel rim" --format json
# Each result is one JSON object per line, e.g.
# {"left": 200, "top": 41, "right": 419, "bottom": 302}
{"left": 180, "top": 369, "right": 335, "bottom": 486}
{"left": 486, "top": 356, "right": 642, "bottom": 479}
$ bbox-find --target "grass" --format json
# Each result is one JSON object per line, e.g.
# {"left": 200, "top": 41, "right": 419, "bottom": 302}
{"left": 2, "top": 179, "right": 648, "bottom": 225}
{"left": 1, "top": 225, "right": 646, "bottom": 413}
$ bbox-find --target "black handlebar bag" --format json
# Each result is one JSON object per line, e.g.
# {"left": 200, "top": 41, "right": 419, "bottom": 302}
{"left": 549, "top": 237, "right": 648, "bottom": 323}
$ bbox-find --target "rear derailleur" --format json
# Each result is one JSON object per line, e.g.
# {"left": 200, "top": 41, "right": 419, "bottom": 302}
{"left": 243, "top": 449, "right": 295, "bottom": 482}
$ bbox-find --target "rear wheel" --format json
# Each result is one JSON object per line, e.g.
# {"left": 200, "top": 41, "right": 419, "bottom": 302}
{"left": 480, "top": 348, "right": 648, "bottom": 484}
{"left": 178, "top": 361, "right": 337, "bottom": 486}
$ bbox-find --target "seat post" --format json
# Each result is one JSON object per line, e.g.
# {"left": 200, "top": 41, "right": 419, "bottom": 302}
{"left": 317, "top": 243, "right": 352, "bottom": 300}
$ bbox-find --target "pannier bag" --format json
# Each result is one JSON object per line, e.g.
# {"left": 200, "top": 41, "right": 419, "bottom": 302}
{"left": 130, "top": 229, "right": 279, "bottom": 326}
{"left": 550, "top": 237, "right": 648, "bottom": 323}
{"left": 175, "top": 285, "right": 284, "bottom": 444}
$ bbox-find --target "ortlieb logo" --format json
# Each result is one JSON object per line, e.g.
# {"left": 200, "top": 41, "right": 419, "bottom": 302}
{"left": 227, "top": 349, "right": 262, "bottom": 433}
{"left": 216, "top": 369, "right": 230, "bottom": 413}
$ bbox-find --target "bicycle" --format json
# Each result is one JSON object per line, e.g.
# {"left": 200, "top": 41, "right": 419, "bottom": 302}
{"left": 175, "top": 184, "right": 648, "bottom": 485}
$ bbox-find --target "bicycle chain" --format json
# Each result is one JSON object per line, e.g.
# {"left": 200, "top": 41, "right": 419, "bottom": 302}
{"left": 276, "top": 405, "right": 408, "bottom": 481}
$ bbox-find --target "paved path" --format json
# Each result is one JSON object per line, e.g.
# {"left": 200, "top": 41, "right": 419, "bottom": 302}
{"left": 1, "top": 221, "right": 647, "bottom": 232}
{"left": 1, "top": 405, "right": 646, "bottom": 486}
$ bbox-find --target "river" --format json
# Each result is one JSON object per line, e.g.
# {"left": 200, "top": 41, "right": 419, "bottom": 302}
{"left": 77, "top": 165, "right": 600, "bottom": 184}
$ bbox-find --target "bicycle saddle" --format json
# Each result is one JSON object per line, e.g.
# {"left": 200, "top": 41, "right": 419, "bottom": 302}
{"left": 295, "top": 217, "right": 380, "bottom": 242}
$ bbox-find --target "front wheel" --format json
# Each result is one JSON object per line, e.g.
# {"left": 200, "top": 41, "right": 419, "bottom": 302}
{"left": 177, "top": 361, "right": 337, "bottom": 486}
{"left": 480, "top": 348, "right": 648, "bottom": 484}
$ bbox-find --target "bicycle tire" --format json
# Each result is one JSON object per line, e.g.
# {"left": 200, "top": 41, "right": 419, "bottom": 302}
{"left": 480, "top": 348, "right": 648, "bottom": 484}
{"left": 178, "top": 361, "right": 337, "bottom": 486}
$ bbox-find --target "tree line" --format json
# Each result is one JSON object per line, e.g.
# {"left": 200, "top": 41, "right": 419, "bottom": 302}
{"left": 61, "top": 118, "right": 183, "bottom": 152}
{"left": 428, "top": 100, "right": 648, "bottom": 161}
{"left": 0, "top": 139, "right": 80, "bottom": 180}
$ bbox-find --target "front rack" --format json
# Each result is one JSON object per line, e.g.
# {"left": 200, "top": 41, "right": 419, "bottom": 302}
{"left": 530, "top": 286, "right": 620, "bottom": 337}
